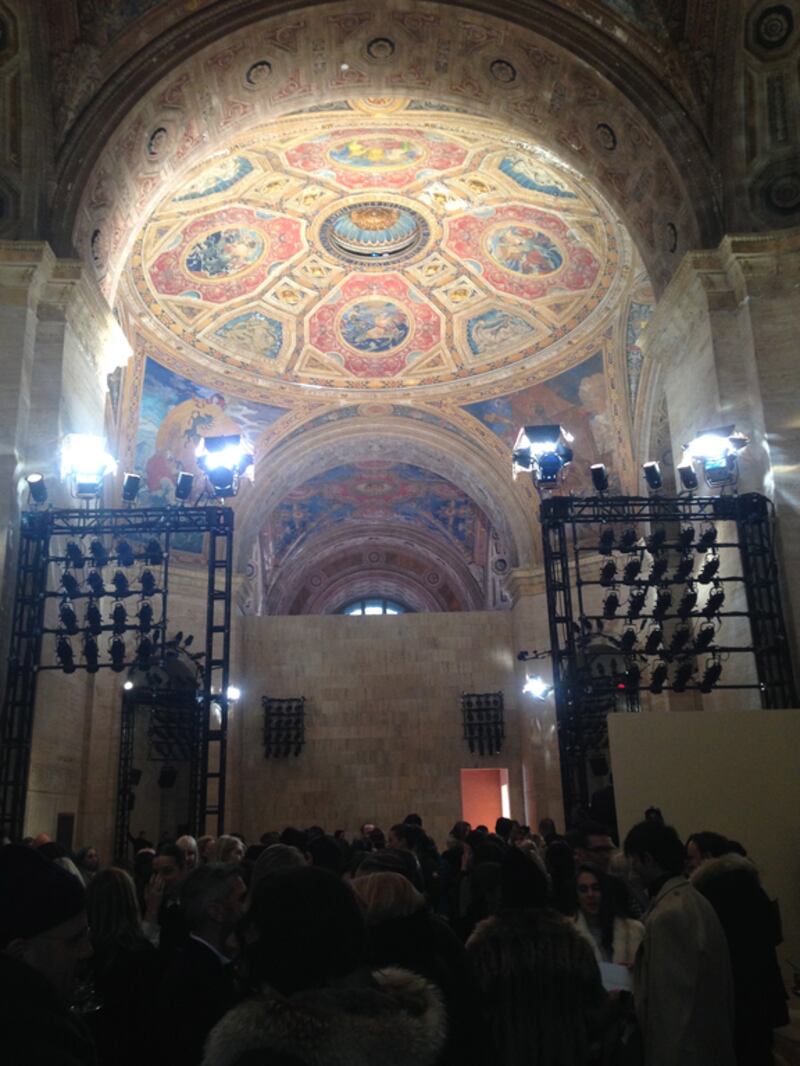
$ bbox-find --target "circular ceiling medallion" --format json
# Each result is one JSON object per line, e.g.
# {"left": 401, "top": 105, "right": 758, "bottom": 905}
{"left": 766, "top": 173, "right": 800, "bottom": 213}
{"left": 184, "top": 227, "right": 266, "bottom": 279}
{"left": 366, "top": 37, "right": 396, "bottom": 60}
{"left": 338, "top": 298, "right": 412, "bottom": 354}
{"left": 755, "top": 5, "right": 794, "bottom": 48}
{"left": 327, "top": 135, "right": 425, "bottom": 171}
{"left": 320, "top": 200, "right": 430, "bottom": 264}
{"left": 490, "top": 59, "right": 517, "bottom": 84}
{"left": 484, "top": 224, "right": 563, "bottom": 276}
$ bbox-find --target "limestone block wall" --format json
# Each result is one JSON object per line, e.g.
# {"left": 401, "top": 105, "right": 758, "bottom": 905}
{"left": 229, "top": 611, "right": 529, "bottom": 848}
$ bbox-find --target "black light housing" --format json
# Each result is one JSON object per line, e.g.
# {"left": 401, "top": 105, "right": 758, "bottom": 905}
{"left": 678, "top": 461, "right": 699, "bottom": 491}
{"left": 672, "top": 659, "right": 694, "bottom": 693}
{"left": 117, "top": 540, "right": 135, "bottom": 568}
{"left": 602, "top": 591, "right": 620, "bottom": 619}
{"left": 598, "top": 528, "right": 615, "bottom": 556}
{"left": 623, "top": 558, "right": 642, "bottom": 584}
{"left": 61, "top": 572, "right": 81, "bottom": 599}
{"left": 644, "top": 627, "right": 663, "bottom": 655}
{"left": 673, "top": 555, "right": 695, "bottom": 583}
{"left": 86, "top": 570, "right": 105, "bottom": 598}
{"left": 620, "top": 628, "right": 637, "bottom": 654}
{"left": 112, "top": 603, "right": 127, "bottom": 634}
{"left": 90, "top": 539, "right": 109, "bottom": 568}
{"left": 112, "top": 570, "right": 130, "bottom": 597}
{"left": 65, "top": 542, "right": 85, "bottom": 569}
{"left": 700, "top": 660, "right": 723, "bottom": 693}
{"left": 56, "top": 636, "right": 76, "bottom": 674}
{"left": 138, "top": 602, "right": 154, "bottom": 633}
{"left": 175, "top": 472, "right": 194, "bottom": 501}
{"left": 26, "top": 473, "right": 48, "bottom": 504}
{"left": 140, "top": 570, "right": 157, "bottom": 597}
{"left": 695, "top": 624, "right": 716, "bottom": 653}
{"left": 697, "top": 556, "right": 721, "bottom": 584}
{"left": 646, "top": 529, "right": 667, "bottom": 554}
{"left": 650, "top": 661, "right": 668, "bottom": 694}
{"left": 121, "top": 473, "right": 141, "bottom": 503}
{"left": 86, "top": 603, "right": 103, "bottom": 636}
{"left": 84, "top": 635, "right": 100, "bottom": 674}
{"left": 144, "top": 539, "right": 164, "bottom": 566}
{"left": 627, "top": 588, "right": 647, "bottom": 619}
{"left": 652, "top": 587, "right": 672, "bottom": 620}
{"left": 590, "top": 464, "right": 609, "bottom": 493}
{"left": 642, "top": 461, "right": 663, "bottom": 491}
{"left": 512, "top": 425, "right": 574, "bottom": 490}
{"left": 677, "top": 587, "right": 698, "bottom": 619}
{"left": 619, "top": 529, "right": 638, "bottom": 552}
{"left": 669, "top": 625, "right": 692, "bottom": 654}
{"left": 600, "top": 560, "right": 617, "bottom": 587}
{"left": 697, "top": 526, "right": 718, "bottom": 551}
{"left": 677, "top": 526, "right": 695, "bottom": 551}
{"left": 649, "top": 558, "right": 669, "bottom": 585}
{"left": 702, "top": 583, "right": 725, "bottom": 617}
{"left": 110, "top": 637, "right": 126, "bottom": 672}
{"left": 59, "top": 602, "right": 79, "bottom": 635}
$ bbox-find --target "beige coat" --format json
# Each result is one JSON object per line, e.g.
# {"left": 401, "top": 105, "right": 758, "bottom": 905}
{"left": 635, "top": 876, "right": 736, "bottom": 1066}
{"left": 573, "top": 911, "right": 644, "bottom": 966}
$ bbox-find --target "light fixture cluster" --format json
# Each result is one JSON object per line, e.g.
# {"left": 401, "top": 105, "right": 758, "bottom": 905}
{"left": 195, "top": 435, "right": 253, "bottom": 498}
{"left": 512, "top": 425, "right": 574, "bottom": 493}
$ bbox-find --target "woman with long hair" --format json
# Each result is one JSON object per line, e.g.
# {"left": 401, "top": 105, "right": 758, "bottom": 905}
{"left": 573, "top": 863, "right": 643, "bottom": 967}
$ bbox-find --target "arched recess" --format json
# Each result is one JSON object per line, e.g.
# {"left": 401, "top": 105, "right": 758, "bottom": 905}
{"left": 632, "top": 354, "right": 677, "bottom": 493}
{"left": 55, "top": 0, "right": 720, "bottom": 297}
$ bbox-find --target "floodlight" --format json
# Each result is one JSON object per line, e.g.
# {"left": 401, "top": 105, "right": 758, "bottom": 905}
{"left": 512, "top": 425, "right": 573, "bottom": 490}
{"left": 60, "top": 434, "right": 117, "bottom": 499}
{"left": 627, "top": 588, "right": 647, "bottom": 619}
{"left": 112, "top": 603, "right": 128, "bottom": 634}
{"left": 140, "top": 570, "right": 157, "bottom": 597}
{"left": 650, "top": 661, "right": 669, "bottom": 694}
{"left": 602, "top": 592, "right": 620, "bottom": 619}
{"left": 600, "top": 560, "right": 617, "bottom": 587}
{"left": 677, "top": 526, "right": 695, "bottom": 551}
{"left": 196, "top": 435, "right": 254, "bottom": 498}
{"left": 590, "top": 464, "right": 609, "bottom": 493}
{"left": 620, "top": 628, "right": 637, "bottom": 654}
{"left": 175, "top": 472, "right": 194, "bottom": 501}
{"left": 56, "top": 636, "right": 76, "bottom": 674}
{"left": 695, "top": 624, "right": 716, "bottom": 653}
{"left": 649, "top": 558, "right": 669, "bottom": 585}
{"left": 110, "top": 637, "right": 126, "bottom": 672}
{"left": 652, "top": 587, "right": 672, "bottom": 620}
{"left": 121, "top": 473, "right": 141, "bottom": 503}
{"left": 677, "top": 587, "right": 698, "bottom": 619}
{"left": 61, "top": 572, "right": 81, "bottom": 599}
{"left": 644, "top": 627, "right": 663, "bottom": 655}
{"left": 673, "top": 556, "right": 695, "bottom": 583}
{"left": 646, "top": 529, "right": 667, "bottom": 554}
{"left": 138, "top": 602, "right": 154, "bottom": 633}
{"left": 226, "top": 685, "right": 242, "bottom": 701}
{"left": 111, "top": 570, "right": 129, "bottom": 597}
{"left": 642, "top": 462, "right": 662, "bottom": 491}
{"left": 83, "top": 635, "right": 100, "bottom": 674}
{"left": 523, "top": 675, "right": 553, "bottom": 701}
{"left": 123, "top": 680, "right": 134, "bottom": 691}
{"left": 619, "top": 529, "right": 638, "bottom": 552}
{"left": 598, "top": 529, "right": 615, "bottom": 556}
{"left": 117, "top": 540, "right": 135, "bottom": 567}
{"left": 59, "top": 602, "right": 79, "bottom": 635}
{"left": 65, "top": 542, "right": 85, "bottom": 569}
{"left": 677, "top": 461, "right": 699, "bottom": 491}
{"left": 702, "top": 584, "right": 725, "bottom": 617}
{"left": 144, "top": 539, "right": 164, "bottom": 566}
{"left": 86, "top": 570, "right": 105, "bottom": 598}
{"left": 86, "top": 603, "right": 103, "bottom": 636}
{"left": 697, "top": 555, "right": 720, "bottom": 584}
{"left": 623, "top": 558, "right": 642, "bottom": 584}
{"left": 672, "top": 659, "right": 694, "bottom": 693}
{"left": 697, "top": 526, "right": 718, "bottom": 551}
{"left": 669, "top": 625, "right": 692, "bottom": 654}
{"left": 90, "top": 539, "right": 109, "bottom": 567}
{"left": 136, "top": 636, "right": 155, "bottom": 666}
{"left": 26, "top": 473, "right": 48, "bottom": 504}
{"left": 700, "top": 660, "right": 723, "bottom": 693}
{"left": 683, "top": 426, "right": 749, "bottom": 489}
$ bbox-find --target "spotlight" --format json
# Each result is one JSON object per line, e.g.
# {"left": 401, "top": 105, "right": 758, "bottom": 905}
{"left": 669, "top": 625, "right": 692, "bottom": 654}
{"left": 112, "top": 603, "right": 128, "bottom": 634}
{"left": 110, "top": 637, "right": 126, "bottom": 672}
{"left": 65, "top": 542, "right": 85, "bottom": 569}
{"left": 620, "top": 628, "right": 637, "bottom": 654}
{"left": 138, "top": 602, "right": 154, "bottom": 633}
{"left": 60, "top": 434, "right": 117, "bottom": 499}
{"left": 511, "top": 425, "right": 574, "bottom": 490}
{"left": 56, "top": 636, "right": 76, "bottom": 674}
{"left": 623, "top": 558, "right": 642, "bottom": 584}
{"left": 523, "top": 675, "right": 553, "bottom": 701}
{"left": 590, "top": 464, "right": 609, "bottom": 493}
{"left": 196, "top": 434, "right": 254, "bottom": 498}
{"left": 175, "top": 472, "right": 195, "bottom": 501}
{"left": 226, "top": 685, "right": 242, "bottom": 701}
{"left": 700, "top": 660, "right": 723, "bottom": 693}
{"left": 121, "top": 473, "right": 141, "bottom": 503}
{"left": 136, "top": 636, "right": 154, "bottom": 665}
{"left": 25, "top": 473, "right": 48, "bottom": 504}
{"left": 598, "top": 529, "right": 615, "bottom": 556}
{"left": 677, "top": 587, "right": 698, "bottom": 619}
{"left": 644, "top": 627, "right": 663, "bottom": 655}
{"left": 144, "top": 539, "right": 164, "bottom": 567}
{"left": 140, "top": 570, "right": 157, "bottom": 597}
{"left": 123, "top": 680, "right": 134, "bottom": 691}
{"left": 61, "top": 572, "right": 81, "bottom": 599}
{"left": 697, "top": 526, "right": 718, "bottom": 551}
{"left": 85, "top": 603, "right": 103, "bottom": 636}
{"left": 642, "top": 462, "right": 663, "bottom": 491}
{"left": 602, "top": 592, "right": 620, "bottom": 619}
{"left": 677, "top": 526, "right": 695, "bottom": 551}
{"left": 600, "top": 560, "right": 617, "bottom": 587}
{"left": 697, "top": 555, "right": 720, "bottom": 584}
{"left": 111, "top": 570, "right": 129, "bottom": 597}
{"left": 117, "top": 540, "right": 135, "bottom": 568}
{"left": 695, "top": 624, "right": 716, "bottom": 653}
{"left": 646, "top": 529, "right": 667, "bottom": 554}
{"left": 59, "top": 601, "right": 79, "bottom": 635}
{"left": 83, "top": 635, "right": 100, "bottom": 674}
{"left": 673, "top": 555, "right": 695, "bottom": 583}
{"left": 649, "top": 661, "right": 668, "bottom": 694}
{"left": 86, "top": 570, "right": 105, "bottom": 598}
{"left": 627, "top": 588, "right": 647, "bottom": 618}
{"left": 672, "top": 659, "right": 694, "bottom": 693}
{"left": 90, "top": 539, "right": 109, "bottom": 568}
{"left": 652, "top": 588, "right": 672, "bottom": 620}
{"left": 649, "top": 558, "right": 669, "bottom": 585}
{"left": 619, "top": 529, "right": 638, "bottom": 552}
{"left": 678, "top": 461, "right": 699, "bottom": 491}
{"left": 702, "top": 583, "right": 725, "bottom": 618}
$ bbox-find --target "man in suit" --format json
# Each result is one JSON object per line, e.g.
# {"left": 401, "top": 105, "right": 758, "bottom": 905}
{"left": 157, "top": 863, "right": 246, "bottom": 1066}
{"left": 624, "top": 820, "right": 736, "bottom": 1066}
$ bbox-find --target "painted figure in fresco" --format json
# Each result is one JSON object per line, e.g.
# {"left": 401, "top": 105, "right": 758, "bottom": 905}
{"left": 341, "top": 301, "right": 410, "bottom": 353}
{"left": 499, "top": 156, "right": 577, "bottom": 199}
{"left": 488, "top": 226, "right": 563, "bottom": 275}
{"left": 185, "top": 228, "right": 263, "bottom": 278}
{"left": 217, "top": 312, "right": 283, "bottom": 359}
{"left": 330, "top": 137, "right": 420, "bottom": 168}
{"left": 175, "top": 156, "right": 254, "bottom": 201}
{"left": 467, "top": 309, "right": 534, "bottom": 356}
{"left": 147, "top": 392, "right": 240, "bottom": 492}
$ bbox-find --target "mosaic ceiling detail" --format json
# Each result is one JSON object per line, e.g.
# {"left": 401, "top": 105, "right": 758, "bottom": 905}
{"left": 124, "top": 109, "right": 626, "bottom": 400}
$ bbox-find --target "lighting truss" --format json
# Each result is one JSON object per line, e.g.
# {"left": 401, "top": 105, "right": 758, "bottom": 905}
{"left": 461, "top": 691, "right": 505, "bottom": 755}
{"left": 263, "top": 697, "right": 306, "bottom": 758}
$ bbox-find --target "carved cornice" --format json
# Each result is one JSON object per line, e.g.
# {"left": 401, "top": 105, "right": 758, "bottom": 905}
{"left": 504, "top": 566, "right": 547, "bottom": 604}
{"left": 40, "top": 259, "right": 131, "bottom": 374}
{"left": 0, "top": 240, "right": 56, "bottom": 308}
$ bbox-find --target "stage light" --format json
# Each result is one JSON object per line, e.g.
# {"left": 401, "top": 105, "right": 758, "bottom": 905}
{"left": 697, "top": 555, "right": 720, "bottom": 584}
{"left": 59, "top": 601, "right": 79, "bottom": 634}
{"left": 619, "top": 529, "right": 638, "bottom": 552}
{"left": 600, "top": 560, "right": 617, "bottom": 587}
{"left": 677, "top": 460, "right": 699, "bottom": 491}
{"left": 673, "top": 555, "right": 694, "bottom": 583}
{"left": 702, "top": 583, "right": 725, "bottom": 617}
{"left": 86, "top": 570, "right": 105, "bottom": 598}
{"left": 620, "top": 628, "right": 637, "bottom": 654}
{"left": 123, "top": 680, "right": 134, "bottom": 691}
{"left": 112, "top": 570, "right": 130, "bottom": 597}
{"left": 622, "top": 663, "right": 641, "bottom": 691}
{"left": 136, "top": 636, "right": 154, "bottom": 665}
{"left": 83, "top": 635, "right": 100, "bottom": 674}
{"left": 56, "top": 636, "right": 76, "bottom": 673}
{"left": 627, "top": 588, "right": 647, "bottom": 618}
{"left": 598, "top": 529, "right": 615, "bottom": 555}
{"left": 590, "top": 464, "right": 609, "bottom": 493}
{"left": 112, "top": 603, "right": 127, "bottom": 634}
{"left": 89, "top": 539, "right": 109, "bottom": 567}
{"left": 523, "top": 675, "right": 553, "bottom": 701}
{"left": 669, "top": 625, "right": 692, "bottom": 654}
{"left": 121, "top": 473, "right": 141, "bottom": 503}
{"left": 677, "top": 587, "right": 698, "bottom": 619}
{"left": 602, "top": 592, "right": 620, "bottom": 619}
{"left": 672, "top": 659, "right": 694, "bottom": 693}
{"left": 140, "top": 570, "right": 157, "bottom": 597}
{"left": 695, "top": 624, "right": 716, "bottom": 653}
{"left": 138, "top": 602, "right": 154, "bottom": 633}
{"left": 26, "top": 473, "right": 48, "bottom": 504}
{"left": 226, "top": 685, "right": 241, "bottom": 701}
{"left": 117, "top": 540, "right": 135, "bottom": 567}
{"left": 511, "top": 425, "right": 574, "bottom": 490}
{"left": 649, "top": 557, "right": 669, "bottom": 585}
{"left": 697, "top": 526, "right": 718, "bottom": 551}
{"left": 60, "top": 434, "right": 117, "bottom": 499}
{"left": 144, "top": 539, "right": 164, "bottom": 566}
{"left": 622, "top": 558, "right": 642, "bottom": 584}
{"left": 700, "top": 660, "right": 723, "bottom": 693}
{"left": 677, "top": 526, "right": 695, "bottom": 551}
{"left": 110, "top": 637, "right": 126, "bottom": 672}
{"left": 61, "top": 572, "right": 81, "bottom": 599}
{"left": 644, "top": 627, "right": 663, "bottom": 655}
{"left": 650, "top": 661, "right": 668, "bottom": 694}
{"left": 175, "top": 472, "right": 194, "bottom": 501}
{"left": 646, "top": 529, "right": 667, "bottom": 554}
{"left": 196, "top": 434, "right": 254, "bottom": 498}
{"left": 65, "top": 542, "right": 85, "bottom": 569}
{"left": 85, "top": 603, "right": 103, "bottom": 636}
{"left": 683, "top": 426, "right": 749, "bottom": 489}
{"left": 652, "top": 587, "right": 672, "bottom": 620}
{"left": 642, "top": 462, "right": 663, "bottom": 491}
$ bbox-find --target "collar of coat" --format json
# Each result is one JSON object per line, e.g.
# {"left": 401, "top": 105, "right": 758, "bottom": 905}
{"left": 690, "top": 852, "right": 760, "bottom": 890}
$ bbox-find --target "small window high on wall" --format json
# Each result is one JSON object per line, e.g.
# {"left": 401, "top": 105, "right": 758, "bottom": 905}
{"left": 340, "top": 598, "right": 409, "bottom": 616}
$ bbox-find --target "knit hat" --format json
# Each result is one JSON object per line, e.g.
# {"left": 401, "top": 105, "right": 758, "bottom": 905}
{"left": 0, "top": 845, "right": 86, "bottom": 947}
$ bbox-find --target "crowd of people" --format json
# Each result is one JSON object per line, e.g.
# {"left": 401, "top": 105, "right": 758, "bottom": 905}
{"left": 0, "top": 811, "right": 790, "bottom": 1066}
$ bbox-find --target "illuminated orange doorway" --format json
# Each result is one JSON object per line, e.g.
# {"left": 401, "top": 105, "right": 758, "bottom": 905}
{"left": 460, "top": 768, "right": 510, "bottom": 830}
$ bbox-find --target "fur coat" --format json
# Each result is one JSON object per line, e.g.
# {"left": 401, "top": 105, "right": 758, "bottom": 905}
{"left": 573, "top": 911, "right": 644, "bottom": 966}
{"left": 201, "top": 966, "right": 447, "bottom": 1066}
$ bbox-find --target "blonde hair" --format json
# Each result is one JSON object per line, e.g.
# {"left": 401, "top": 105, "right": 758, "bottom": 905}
{"left": 350, "top": 871, "right": 425, "bottom": 923}
{"left": 216, "top": 834, "right": 244, "bottom": 863}
{"left": 86, "top": 867, "right": 145, "bottom": 952}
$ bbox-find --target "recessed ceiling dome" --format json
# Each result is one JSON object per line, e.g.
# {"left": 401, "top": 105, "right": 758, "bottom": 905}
{"left": 323, "top": 201, "right": 429, "bottom": 262}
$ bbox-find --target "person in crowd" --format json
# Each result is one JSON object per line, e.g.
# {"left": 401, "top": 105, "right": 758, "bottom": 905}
{"left": 438, "top": 822, "right": 471, "bottom": 919}
{"left": 546, "top": 838, "right": 579, "bottom": 917}
{"left": 176, "top": 834, "right": 199, "bottom": 870}
{"left": 573, "top": 863, "right": 644, "bottom": 967}
{"left": 85, "top": 867, "right": 160, "bottom": 1066}
{"left": 0, "top": 845, "right": 95, "bottom": 1065}
{"left": 197, "top": 835, "right": 217, "bottom": 864}
{"left": 690, "top": 843, "right": 789, "bottom": 1066}
{"left": 249, "top": 843, "right": 307, "bottom": 900}
{"left": 451, "top": 830, "right": 505, "bottom": 941}
{"left": 352, "top": 821, "right": 377, "bottom": 852}
{"left": 624, "top": 820, "right": 736, "bottom": 1066}
{"left": 130, "top": 829, "right": 153, "bottom": 854}
{"left": 494, "top": 816, "right": 517, "bottom": 845}
{"left": 75, "top": 847, "right": 100, "bottom": 886}
{"left": 388, "top": 823, "right": 426, "bottom": 892}
{"left": 279, "top": 827, "right": 308, "bottom": 854}
{"left": 538, "top": 816, "right": 557, "bottom": 841}
{"left": 307, "top": 833, "right": 344, "bottom": 874}
{"left": 685, "top": 830, "right": 744, "bottom": 874}
{"left": 573, "top": 821, "right": 616, "bottom": 873}
{"left": 202, "top": 865, "right": 447, "bottom": 1066}
{"left": 143, "top": 842, "right": 190, "bottom": 958}
{"left": 158, "top": 864, "right": 247, "bottom": 1066}
{"left": 216, "top": 834, "right": 246, "bottom": 864}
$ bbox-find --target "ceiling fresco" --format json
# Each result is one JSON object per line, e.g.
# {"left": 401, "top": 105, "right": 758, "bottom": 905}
{"left": 121, "top": 107, "right": 628, "bottom": 402}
